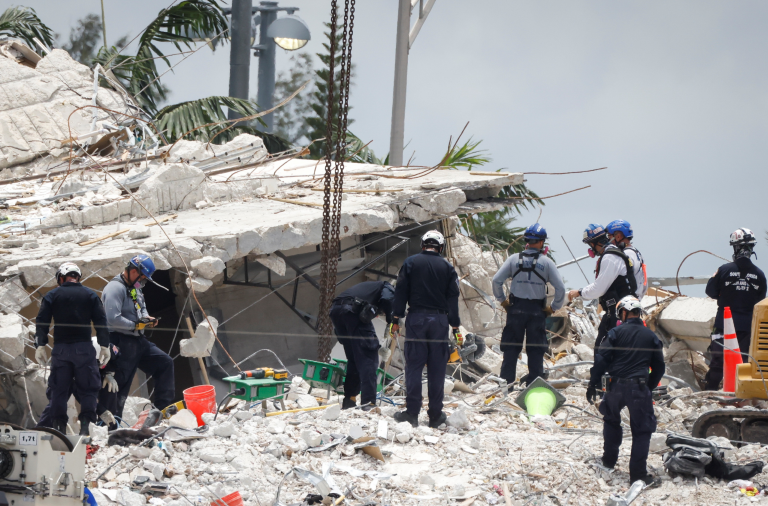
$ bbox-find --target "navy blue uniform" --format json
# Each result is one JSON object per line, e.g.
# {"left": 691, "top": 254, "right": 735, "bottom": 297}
{"left": 35, "top": 282, "right": 108, "bottom": 429}
{"left": 394, "top": 250, "right": 460, "bottom": 421}
{"left": 589, "top": 318, "right": 665, "bottom": 480}
{"left": 330, "top": 281, "right": 394, "bottom": 406}
{"left": 704, "top": 257, "right": 766, "bottom": 390}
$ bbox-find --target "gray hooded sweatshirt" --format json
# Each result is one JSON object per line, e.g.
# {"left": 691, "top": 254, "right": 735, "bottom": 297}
{"left": 102, "top": 274, "right": 149, "bottom": 336}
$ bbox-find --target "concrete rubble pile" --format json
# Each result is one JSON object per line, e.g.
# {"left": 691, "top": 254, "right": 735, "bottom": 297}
{"left": 83, "top": 374, "right": 768, "bottom": 506}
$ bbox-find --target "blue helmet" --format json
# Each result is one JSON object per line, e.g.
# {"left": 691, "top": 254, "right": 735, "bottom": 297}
{"left": 523, "top": 223, "right": 547, "bottom": 242}
{"left": 606, "top": 220, "right": 633, "bottom": 239}
{"left": 129, "top": 254, "right": 156, "bottom": 279}
{"left": 582, "top": 223, "right": 608, "bottom": 245}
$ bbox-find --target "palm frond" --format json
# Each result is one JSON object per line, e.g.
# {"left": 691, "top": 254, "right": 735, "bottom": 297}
{"left": 156, "top": 95, "right": 254, "bottom": 143}
{"left": 0, "top": 6, "right": 54, "bottom": 49}
{"left": 346, "top": 132, "right": 387, "bottom": 164}
{"left": 99, "top": 0, "right": 228, "bottom": 115}
{"left": 442, "top": 138, "right": 491, "bottom": 170}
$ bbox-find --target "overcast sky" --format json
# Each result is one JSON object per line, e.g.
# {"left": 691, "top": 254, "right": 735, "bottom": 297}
{"left": 21, "top": 0, "right": 768, "bottom": 295}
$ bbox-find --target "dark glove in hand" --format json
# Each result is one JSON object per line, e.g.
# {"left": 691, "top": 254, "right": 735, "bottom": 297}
{"left": 586, "top": 384, "right": 597, "bottom": 403}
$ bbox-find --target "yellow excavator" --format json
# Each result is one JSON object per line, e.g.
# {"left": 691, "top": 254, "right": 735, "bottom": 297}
{"left": 692, "top": 298, "right": 768, "bottom": 443}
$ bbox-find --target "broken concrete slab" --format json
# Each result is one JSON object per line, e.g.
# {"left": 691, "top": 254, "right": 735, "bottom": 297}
{"left": 179, "top": 317, "right": 218, "bottom": 358}
{"left": 0, "top": 313, "right": 25, "bottom": 364}
{"left": 190, "top": 256, "right": 225, "bottom": 280}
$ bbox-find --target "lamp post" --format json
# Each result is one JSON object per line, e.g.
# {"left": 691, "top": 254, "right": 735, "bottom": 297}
{"left": 389, "top": 0, "right": 437, "bottom": 166}
{"left": 227, "top": 1, "right": 311, "bottom": 130}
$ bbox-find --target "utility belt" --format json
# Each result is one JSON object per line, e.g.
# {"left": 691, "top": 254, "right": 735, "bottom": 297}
{"left": 509, "top": 296, "right": 547, "bottom": 311}
{"left": 335, "top": 297, "right": 379, "bottom": 324}
{"left": 408, "top": 307, "right": 447, "bottom": 315}
{"left": 601, "top": 375, "right": 647, "bottom": 392}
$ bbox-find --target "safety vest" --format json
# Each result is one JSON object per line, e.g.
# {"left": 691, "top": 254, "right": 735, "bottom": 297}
{"left": 624, "top": 245, "right": 648, "bottom": 294}
{"left": 596, "top": 248, "right": 637, "bottom": 312}
{"left": 512, "top": 250, "right": 547, "bottom": 284}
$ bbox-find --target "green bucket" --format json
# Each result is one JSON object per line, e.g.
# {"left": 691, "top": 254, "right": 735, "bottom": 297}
{"left": 523, "top": 387, "right": 558, "bottom": 416}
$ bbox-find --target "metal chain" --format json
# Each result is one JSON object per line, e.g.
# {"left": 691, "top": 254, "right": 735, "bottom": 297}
{"left": 317, "top": 0, "right": 355, "bottom": 362}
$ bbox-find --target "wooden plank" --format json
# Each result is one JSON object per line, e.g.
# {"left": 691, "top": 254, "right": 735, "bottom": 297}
{"left": 309, "top": 188, "right": 403, "bottom": 193}
{"left": 145, "top": 214, "right": 177, "bottom": 227}
{"left": 266, "top": 196, "right": 324, "bottom": 208}
{"left": 77, "top": 229, "right": 128, "bottom": 246}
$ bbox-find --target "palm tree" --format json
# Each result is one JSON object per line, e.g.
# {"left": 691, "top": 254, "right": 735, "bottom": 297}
{"left": 442, "top": 137, "right": 545, "bottom": 256}
{"left": 0, "top": 6, "right": 54, "bottom": 49}
{"left": 1, "top": 2, "right": 289, "bottom": 149}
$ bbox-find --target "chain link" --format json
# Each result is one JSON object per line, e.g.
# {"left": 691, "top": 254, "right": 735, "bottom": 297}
{"left": 317, "top": 0, "right": 355, "bottom": 362}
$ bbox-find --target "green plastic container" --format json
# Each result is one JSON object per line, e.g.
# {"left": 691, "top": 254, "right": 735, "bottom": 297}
{"left": 298, "top": 359, "right": 345, "bottom": 390}
{"left": 222, "top": 376, "right": 291, "bottom": 402}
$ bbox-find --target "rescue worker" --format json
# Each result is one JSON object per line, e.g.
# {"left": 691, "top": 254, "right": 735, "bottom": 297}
{"left": 703, "top": 228, "right": 767, "bottom": 390}
{"left": 330, "top": 280, "right": 395, "bottom": 410}
{"left": 35, "top": 262, "right": 110, "bottom": 435}
{"left": 491, "top": 223, "right": 565, "bottom": 386}
{"left": 606, "top": 220, "right": 647, "bottom": 299}
{"left": 568, "top": 223, "right": 639, "bottom": 349}
{"left": 100, "top": 254, "right": 174, "bottom": 422}
{"left": 587, "top": 296, "right": 664, "bottom": 485}
{"left": 392, "top": 230, "right": 460, "bottom": 428}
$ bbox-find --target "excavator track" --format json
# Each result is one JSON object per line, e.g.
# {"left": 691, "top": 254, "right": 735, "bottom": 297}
{"left": 692, "top": 409, "right": 768, "bottom": 444}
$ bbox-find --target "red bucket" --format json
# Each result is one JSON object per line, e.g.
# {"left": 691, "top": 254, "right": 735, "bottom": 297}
{"left": 211, "top": 491, "right": 243, "bottom": 506}
{"left": 183, "top": 385, "right": 216, "bottom": 426}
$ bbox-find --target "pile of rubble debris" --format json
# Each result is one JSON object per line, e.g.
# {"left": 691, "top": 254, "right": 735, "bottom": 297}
{"left": 82, "top": 374, "right": 768, "bottom": 506}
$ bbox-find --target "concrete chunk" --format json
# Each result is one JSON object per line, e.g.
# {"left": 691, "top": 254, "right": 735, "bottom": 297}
{"left": 179, "top": 317, "right": 218, "bottom": 358}
{"left": 190, "top": 256, "right": 225, "bottom": 279}
{"left": 658, "top": 297, "right": 717, "bottom": 339}
{"left": 0, "top": 314, "right": 25, "bottom": 364}
{"left": 168, "top": 409, "right": 198, "bottom": 429}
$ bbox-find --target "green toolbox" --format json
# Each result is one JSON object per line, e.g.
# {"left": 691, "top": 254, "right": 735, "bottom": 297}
{"left": 331, "top": 358, "right": 395, "bottom": 394}
{"left": 222, "top": 375, "right": 291, "bottom": 410}
{"left": 298, "top": 359, "right": 345, "bottom": 398}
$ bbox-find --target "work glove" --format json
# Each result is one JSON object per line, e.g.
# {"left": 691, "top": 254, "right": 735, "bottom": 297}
{"left": 34, "top": 346, "right": 49, "bottom": 365}
{"left": 452, "top": 327, "right": 464, "bottom": 346}
{"left": 100, "top": 410, "right": 116, "bottom": 426}
{"left": 543, "top": 305, "right": 554, "bottom": 316}
{"left": 98, "top": 346, "right": 110, "bottom": 367}
{"left": 135, "top": 320, "right": 150, "bottom": 331}
{"left": 500, "top": 299, "right": 511, "bottom": 313}
{"left": 102, "top": 372, "right": 119, "bottom": 393}
{"left": 586, "top": 384, "right": 597, "bottom": 404}
{"left": 390, "top": 323, "right": 399, "bottom": 338}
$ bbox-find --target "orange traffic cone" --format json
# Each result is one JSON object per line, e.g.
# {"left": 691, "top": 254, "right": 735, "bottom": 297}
{"left": 722, "top": 306, "right": 743, "bottom": 392}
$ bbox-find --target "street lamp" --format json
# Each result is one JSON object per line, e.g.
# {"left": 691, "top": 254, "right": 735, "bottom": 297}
{"left": 268, "top": 15, "right": 311, "bottom": 50}
{"left": 227, "top": 1, "right": 311, "bottom": 131}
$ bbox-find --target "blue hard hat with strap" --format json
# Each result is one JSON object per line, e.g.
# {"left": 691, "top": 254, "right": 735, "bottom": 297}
{"left": 130, "top": 254, "right": 156, "bottom": 279}
{"left": 523, "top": 223, "right": 547, "bottom": 241}
{"left": 606, "top": 220, "right": 633, "bottom": 239}
{"left": 582, "top": 223, "right": 608, "bottom": 245}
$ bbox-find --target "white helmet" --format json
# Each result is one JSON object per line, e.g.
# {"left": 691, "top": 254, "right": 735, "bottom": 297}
{"left": 616, "top": 295, "right": 642, "bottom": 319}
{"left": 730, "top": 228, "right": 757, "bottom": 247}
{"left": 421, "top": 230, "right": 445, "bottom": 251}
{"left": 730, "top": 228, "right": 757, "bottom": 260}
{"left": 57, "top": 262, "right": 81, "bottom": 280}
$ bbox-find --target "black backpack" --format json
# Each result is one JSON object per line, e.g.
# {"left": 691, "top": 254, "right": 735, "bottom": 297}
{"left": 664, "top": 434, "right": 764, "bottom": 480}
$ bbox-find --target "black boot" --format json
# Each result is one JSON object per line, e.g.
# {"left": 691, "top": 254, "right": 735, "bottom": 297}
{"left": 341, "top": 397, "right": 357, "bottom": 410}
{"left": 51, "top": 419, "right": 67, "bottom": 434}
{"left": 629, "top": 473, "right": 659, "bottom": 487}
{"left": 360, "top": 404, "right": 376, "bottom": 412}
{"left": 428, "top": 412, "right": 447, "bottom": 428}
{"left": 78, "top": 420, "right": 90, "bottom": 437}
{"left": 393, "top": 411, "right": 418, "bottom": 428}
